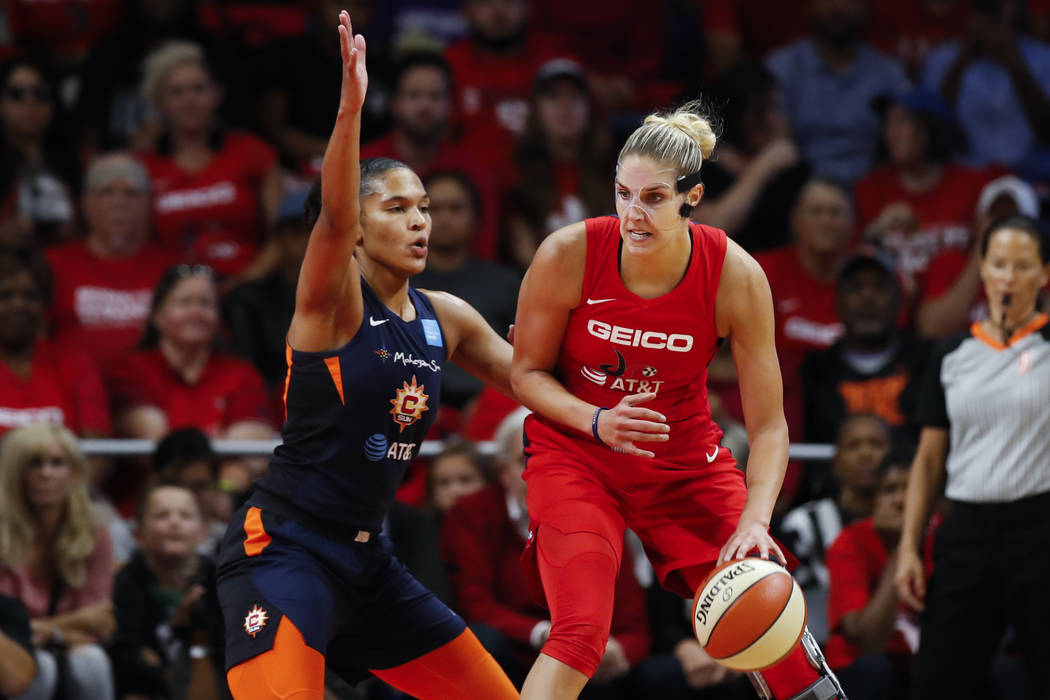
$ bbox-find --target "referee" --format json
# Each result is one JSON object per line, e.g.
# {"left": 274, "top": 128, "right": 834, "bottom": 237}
{"left": 895, "top": 215, "right": 1050, "bottom": 700}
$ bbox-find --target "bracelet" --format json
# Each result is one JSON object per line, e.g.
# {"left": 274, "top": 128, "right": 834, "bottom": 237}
{"left": 592, "top": 407, "right": 608, "bottom": 445}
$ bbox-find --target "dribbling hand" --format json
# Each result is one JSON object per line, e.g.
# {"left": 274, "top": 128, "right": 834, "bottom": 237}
{"left": 595, "top": 392, "right": 669, "bottom": 459}
{"left": 717, "top": 519, "right": 785, "bottom": 567}
{"left": 337, "top": 10, "right": 367, "bottom": 113}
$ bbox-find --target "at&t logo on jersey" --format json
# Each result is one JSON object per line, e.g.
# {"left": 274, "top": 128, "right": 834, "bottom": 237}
{"left": 363, "top": 433, "right": 418, "bottom": 462}
{"left": 587, "top": 320, "right": 694, "bottom": 352}
{"left": 581, "top": 350, "right": 666, "bottom": 393}
{"left": 389, "top": 376, "right": 429, "bottom": 432}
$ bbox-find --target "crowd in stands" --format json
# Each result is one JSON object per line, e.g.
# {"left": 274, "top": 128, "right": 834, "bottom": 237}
{"left": 1, "top": 0, "right": 1049, "bottom": 698}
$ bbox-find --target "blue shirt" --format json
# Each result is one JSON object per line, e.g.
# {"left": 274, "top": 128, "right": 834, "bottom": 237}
{"left": 767, "top": 39, "right": 911, "bottom": 185}
{"left": 921, "top": 37, "right": 1050, "bottom": 179}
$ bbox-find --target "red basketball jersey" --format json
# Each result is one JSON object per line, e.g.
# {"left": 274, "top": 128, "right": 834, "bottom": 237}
{"left": 547, "top": 216, "right": 727, "bottom": 460}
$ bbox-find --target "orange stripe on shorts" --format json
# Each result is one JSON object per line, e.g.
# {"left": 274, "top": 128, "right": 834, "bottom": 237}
{"left": 243, "top": 506, "right": 272, "bottom": 557}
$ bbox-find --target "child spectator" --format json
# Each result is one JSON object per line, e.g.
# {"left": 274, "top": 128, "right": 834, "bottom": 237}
{"left": 111, "top": 483, "right": 225, "bottom": 700}
{"left": 425, "top": 440, "right": 493, "bottom": 520}
{"left": 825, "top": 449, "right": 918, "bottom": 700}
{"left": 0, "top": 423, "right": 116, "bottom": 700}
{"left": 153, "top": 429, "right": 231, "bottom": 557}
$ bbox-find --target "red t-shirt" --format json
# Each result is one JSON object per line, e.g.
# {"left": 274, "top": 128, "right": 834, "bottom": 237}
{"left": 6, "top": 0, "right": 122, "bottom": 61}
{"left": 854, "top": 165, "right": 994, "bottom": 292}
{"left": 445, "top": 34, "right": 567, "bottom": 171}
{"left": 45, "top": 240, "right": 175, "bottom": 372}
{"left": 753, "top": 246, "right": 843, "bottom": 434}
{"left": 361, "top": 134, "right": 500, "bottom": 260}
{"left": 866, "top": 0, "right": 970, "bottom": 74}
{"left": 825, "top": 518, "right": 920, "bottom": 669}
{"left": 140, "top": 132, "right": 276, "bottom": 276}
{"left": 0, "top": 340, "right": 111, "bottom": 436}
{"left": 703, "top": 0, "right": 809, "bottom": 55}
{"left": 107, "top": 349, "right": 274, "bottom": 436}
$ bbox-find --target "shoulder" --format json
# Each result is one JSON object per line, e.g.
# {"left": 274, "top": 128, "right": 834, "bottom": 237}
{"left": 766, "top": 38, "right": 811, "bottom": 75}
{"left": 751, "top": 244, "right": 792, "bottom": 273}
{"left": 224, "top": 131, "right": 276, "bottom": 164}
{"left": 208, "top": 353, "right": 265, "bottom": 378}
{"left": 931, "top": 328, "right": 973, "bottom": 362}
{"left": 828, "top": 516, "right": 875, "bottom": 554}
{"left": 44, "top": 240, "right": 85, "bottom": 266}
{"left": 532, "top": 219, "right": 589, "bottom": 270}
{"left": 444, "top": 39, "right": 471, "bottom": 66}
{"left": 720, "top": 237, "right": 767, "bottom": 289}
{"left": 921, "top": 41, "right": 960, "bottom": 82}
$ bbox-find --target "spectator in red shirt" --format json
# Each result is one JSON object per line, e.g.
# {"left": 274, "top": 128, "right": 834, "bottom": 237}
{"left": 445, "top": 0, "right": 567, "bottom": 171}
{"left": 505, "top": 60, "right": 613, "bottom": 269}
{"left": 917, "top": 175, "right": 1043, "bottom": 338}
{"left": 855, "top": 89, "right": 992, "bottom": 300}
{"left": 107, "top": 264, "right": 275, "bottom": 442}
{"left": 750, "top": 179, "right": 853, "bottom": 442}
{"left": 0, "top": 59, "right": 77, "bottom": 249}
{"left": 362, "top": 51, "right": 501, "bottom": 260}
{"left": 0, "top": 248, "right": 111, "bottom": 438}
{"left": 46, "top": 154, "right": 175, "bottom": 373}
{"left": 825, "top": 449, "right": 918, "bottom": 700}
{"left": 0, "top": 423, "right": 116, "bottom": 699}
{"left": 425, "top": 439, "right": 494, "bottom": 519}
{"left": 138, "top": 41, "right": 282, "bottom": 280}
{"left": 442, "top": 408, "right": 650, "bottom": 692}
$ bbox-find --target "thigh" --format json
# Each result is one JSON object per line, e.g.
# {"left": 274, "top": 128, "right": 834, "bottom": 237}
{"left": 328, "top": 553, "right": 466, "bottom": 673}
{"left": 1004, "top": 513, "right": 1050, "bottom": 696}
{"left": 915, "top": 513, "right": 1005, "bottom": 700}
{"left": 218, "top": 506, "right": 338, "bottom": 678}
{"left": 627, "top": 459, "right": 750, "bottom": 598}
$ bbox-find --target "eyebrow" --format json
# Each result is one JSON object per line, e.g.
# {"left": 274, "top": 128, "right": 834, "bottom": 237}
{"left": 381, "top": 193, "right": 430, "bottom": 204}
{"left": 614, "top": 179, "right": 673, "bottom": 192}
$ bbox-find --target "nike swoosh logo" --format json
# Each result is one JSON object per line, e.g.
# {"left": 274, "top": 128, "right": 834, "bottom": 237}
{"left": 586, "top": 298, "right": 616, "bottom": 305}
{"left": 706, "top": 447, "right": 719, "bottom": 463}
{"left": 369, "top": 316, "right": 389, "bottom": 326}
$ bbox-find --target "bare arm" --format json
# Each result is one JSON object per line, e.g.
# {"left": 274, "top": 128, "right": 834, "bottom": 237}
{"left": 0, "top": 632, "right": 34, "bottom": 696}
{"left": 424, "top": 290, "right": 514, "bottom": 397}
{"left": 915, "top": 253, "right": 981, "bottom": 339}
{"left": 287, "top": 11, "right": 368, "bottom": 352}
{"left": 34, "top": 600, "right": 116, "bottom": 642}
{"left": 895, "top": 427, "right": 948, "bottom": 610}
{"left": 716, "top": 240, "right": 789, "bottom": 564}
{"left": 840, "top": 551, "right": 901, "bottom": 653}
{"left": 696, "top": 140, "right": 798, "bottom": 235}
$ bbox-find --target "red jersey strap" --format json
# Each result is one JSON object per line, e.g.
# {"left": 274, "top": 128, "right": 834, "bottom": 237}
{"left": 581, "top": 217, "right": 620, "bottom": 306}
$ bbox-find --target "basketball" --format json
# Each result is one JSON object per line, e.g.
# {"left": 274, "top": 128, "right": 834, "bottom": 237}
{"left": 691, "top": 558, "right": 807, "bottom": 672}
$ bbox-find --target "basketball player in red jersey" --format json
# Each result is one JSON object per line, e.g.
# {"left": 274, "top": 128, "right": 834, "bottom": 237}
{"left": 511, "top": 102, "right": 848, "bottom": 700}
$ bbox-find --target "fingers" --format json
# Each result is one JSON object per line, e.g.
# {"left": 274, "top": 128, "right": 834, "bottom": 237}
{"left": 622, "top": 418, "right": 669, "bottom": 435}
{"left": 621, "top": 391, "right": 658, "bottom": 407}
{"left": 624, "top": 407, "right": 667, "bottom": 423}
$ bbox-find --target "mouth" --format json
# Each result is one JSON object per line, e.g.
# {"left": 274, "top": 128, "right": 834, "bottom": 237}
{"left": 625, "top": 228, "right": 652, "bottom": 243}
{"left": 410, "top": 237, "right": 428, "bottom": 257}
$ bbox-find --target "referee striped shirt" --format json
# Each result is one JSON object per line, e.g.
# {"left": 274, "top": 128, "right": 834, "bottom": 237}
{"left": 917, "top": 314, "right": 1050, "bottom": 503}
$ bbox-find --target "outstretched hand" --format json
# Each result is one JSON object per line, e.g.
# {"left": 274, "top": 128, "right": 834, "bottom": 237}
{"left": 595, "top": 392, "right": 669, "bottom": 459}
{"left": 337, "top": 10, "right": 368, "bottom": 113}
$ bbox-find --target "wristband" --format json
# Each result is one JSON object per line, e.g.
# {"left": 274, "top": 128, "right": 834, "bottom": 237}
{"left": 592, "top": 407, "right": 609, "bottom": 445}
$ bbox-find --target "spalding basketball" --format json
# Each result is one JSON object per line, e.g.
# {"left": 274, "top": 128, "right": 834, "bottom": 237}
{"left": 691, "top": 558, "right": 806, "bottom": 672}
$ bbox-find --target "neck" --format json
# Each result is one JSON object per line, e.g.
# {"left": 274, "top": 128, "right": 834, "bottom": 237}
{"left": 897, "top": 160, "right": 942, "bottom": 193}
{"left": 145, "top": 550, "right": 198, "bottom": 589}
{"left": 842, "top": 331, "right": 894, "bottom": 354}
{"left": 796, "top": 246, "right": 844, "bottom": 283}
{"left": 814, "top": 36, "right": 858, "bottom": 71}
{"left": 16, "top": 138, "right": 44, "bottom": 164}
{"left": 35, "top": 506, "right": 65, "bottom": 544}
{"left": 158, "top": 337, "right": 211, "bottom": 383}
{"left": 0, "top": 339, "right": 35, "bottom": 370}
{"left": 426, "top": 245, "right": 470, "bottom": 272}
{"left": 986, "top": 306, "right": 1041, "bottom": 343}
{"left": 358, "top": 257, "right": 412, "bottom": 318}
{"left": 548, "top": 134, "right": 580, "bottom": 163}
{"left": 838, "top": 486, "right": 874, "bottom": 519}
{"left": 171, "top": 127, "right": 210, "bottom": 152}
{"left": 393, "top": 130, "right": 442, "bottom": 172}
{"left": 86, "top": 233, "right": 142, "bottom": 260}
{"left": 620, "top": 224, "right": 693, "bottom": 296}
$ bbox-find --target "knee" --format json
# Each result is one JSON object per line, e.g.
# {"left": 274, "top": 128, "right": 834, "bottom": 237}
{"left": 68, "top": 644, "right": 115, "bottom": 698}
{"left": 544, "top": 619, "right": 609, "bottom": 678}
{"left": 13, "top": 650, "right": 57, "bottom": 700}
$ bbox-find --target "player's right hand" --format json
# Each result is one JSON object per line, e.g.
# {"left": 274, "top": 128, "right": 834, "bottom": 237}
{"left": 894, "top": 546, "right": 926, "bottom": 612}
{"left": 597, "top": 392, "right": 669, "bottom": 458}
{"left": 337, "top": 10, "right": 368, "bottom": 113}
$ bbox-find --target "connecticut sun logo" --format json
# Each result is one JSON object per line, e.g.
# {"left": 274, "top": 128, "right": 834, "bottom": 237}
{"left": 390, "top": 375, "right": 429, "bottom": 432}
{"left": 243, "top": 605, "right": 268, "bottom": 638}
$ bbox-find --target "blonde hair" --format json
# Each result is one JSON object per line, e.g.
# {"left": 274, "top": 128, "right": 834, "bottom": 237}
{"left": 618, "top": 100, "right": 717, "bottom": 178}
{"left": 0, "top": 423, "right": 98, "bottom": 589}
{"left": 141, "top": 40, "right": 208, "bottom": 109}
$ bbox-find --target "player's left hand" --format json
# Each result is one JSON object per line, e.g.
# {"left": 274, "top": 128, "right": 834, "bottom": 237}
{"left": 717, "top": 518, "right": 784, "bottom": 566}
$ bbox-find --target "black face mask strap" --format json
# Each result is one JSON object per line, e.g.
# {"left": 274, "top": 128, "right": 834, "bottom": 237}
{"left": 677, "top": 170, "right": 703, "bottom": 218}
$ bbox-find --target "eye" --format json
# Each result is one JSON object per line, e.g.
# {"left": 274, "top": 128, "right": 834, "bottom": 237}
{"left": 646, "top": 194, "right": 664, "bottom": 204}
{"left": 616, "top": 190, "right": 629, "bottom": 200}
{"left": 389, "top": 205, "right": 404, "bottom": 213}
{"left": 420, "top": 204, "right": 430, "bottom": 214}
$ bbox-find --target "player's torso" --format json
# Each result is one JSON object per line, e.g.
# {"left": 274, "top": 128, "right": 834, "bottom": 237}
{"left": 260, "top": 281, "right": 445, "bottom": 530}
{"left": 555, "top": 217, "right": 727, "bottom": 457}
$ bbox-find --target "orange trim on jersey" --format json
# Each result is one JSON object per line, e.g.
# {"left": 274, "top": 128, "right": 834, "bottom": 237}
{"left": 282, "top": 343, "right": 293, "bottom": 422}
{"left": 226, "top": 617, "right": 325, "bottom": 699}
{"left": 371, "top": 628, "right": 517, "bottom": 699}
{"left": 243, "top": 507, "right": 272, "bottom": 557}
{"left": 323, "top": 356, "right": 345, "bottom": 405}
{"left": 971, "top": 313, "right": 1048, "bottom": 350}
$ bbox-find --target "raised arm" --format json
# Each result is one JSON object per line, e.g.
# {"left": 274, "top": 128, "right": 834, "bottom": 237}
{"left": 287, "top": 10, "right": 368, "bottom": 352}
{"left": 715, "top": 240, "right": 789, "bottom": 564}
